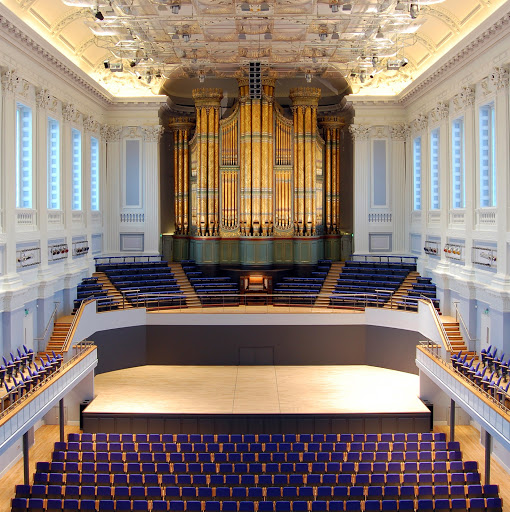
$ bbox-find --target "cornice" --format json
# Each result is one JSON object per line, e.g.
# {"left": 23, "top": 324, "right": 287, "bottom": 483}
{"left": 399, "top": 7, "right": 510, "bottom": 106}
{"left": 0, "top": 5, "right": 113, "bottom": 107}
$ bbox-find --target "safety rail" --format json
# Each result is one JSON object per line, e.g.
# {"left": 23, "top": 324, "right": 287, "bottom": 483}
{"left": 61, "top": 299, "right": 95, "bottom": 358}
{"left": 418, "top": 343, "right": 510, "bottom": 415}
{"left": 453, "top": 300, "right": 477, "bottom": 352}
{"left": 420, "top": 295, "right": 452, "bottom": 359}
{"left": 349, "top": 254, "right": 417, "bottom": 264}
{"left": 34, "top": 301, "right": 59, "bottom": 352}
{"left": 0, "top": 342, "right": 95, "bottom": 417}
{"left": 94, "top": 255, "right": 163, "bottom": 265}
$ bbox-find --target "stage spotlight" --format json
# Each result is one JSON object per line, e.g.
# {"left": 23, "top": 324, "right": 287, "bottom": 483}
{"left": 103, "top": 60, "right": 110, "bottom": 69}
{"left": 331, "top": 31, "right": 339, "bottom": 40}
{"left": 360, "top": 71, "right": 366, "bottom": 83}
{"left": 319, "top": 32, "right": 327, "bottom": 41}
{"left": 182, "top": 32, "right": 190, "bottom": 42}
{"left": 95, "top": 10, "right": 104, "bottom": 21}
{"left": 401, "top": 57, "right": 409, "bottom": 67}
{"left": 171, "top": 3, "right": 180, "bottom": 14}
{"left": 410, "top": 3, "right": 419, "bottom": 18}
{"left": 330, "top": 3, "right": 339, "bottom": 12}
{"left": 305, "top": 73, "right": 312, "bottom": 83}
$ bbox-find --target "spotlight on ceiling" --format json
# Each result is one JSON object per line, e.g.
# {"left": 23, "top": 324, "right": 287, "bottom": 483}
{"left": 171, "top": 4, "right": 180, "bottom": 14}
{"left": 199, "top": 71, "right": 205, "bottom": 83}
{"left": 182, "top": 32, "right": 191, "bottom": 42}
{"left": 331, "top": 31, "right": 339, "bottom": 40}
{"left": 103, "top": 60, "right": 110, "bottom": 69}
{"left": 264, "top": 28, "right": 272, "bottom": 40}
{"left": 319, "top": 32, "right": 327, "bottom": 41}
{"left": 330, "top": 2, "right": 339, "bottom": 12}
{"left": 95, "top": 10, "right": 104, "bottom": 21}
{"left": 146, "top": 72, "right": 152, "bottom": 84}
{"left": 130, "top": 60, "right": 137, "bottom": 67}
{"left": 305, "top": 73, "right": 312, "bottom": 83}
{"left": 400, "top": 57, "right": 409, "bottom": 67}
{"left": 410, "top": 3, "right": 419, "bottom": 18}
{"left": 359, "top": 71, "right": 366, "bottom": 83}
{"left": 375, "top": 27, "right": 384, "bottom": 39}
{"left": 372, "top": 55, "right": 378, "bottom": 67}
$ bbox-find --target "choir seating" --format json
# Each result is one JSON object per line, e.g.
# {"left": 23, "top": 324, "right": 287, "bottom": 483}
{"left": 181, "top": 261, "right": 239, "bottom": 306}
{"left": 273, "top": 260, "right": 331, "bottom": 306}
{"left": 12, "top": 431, "right": 503, "bottom": 512}
{"left": 73, "top": 278, "right": 119, "bottom": 313}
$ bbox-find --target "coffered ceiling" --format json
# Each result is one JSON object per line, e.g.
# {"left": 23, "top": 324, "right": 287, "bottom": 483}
{"left": 2, "top": 0, "right": 506, "bottom": 98}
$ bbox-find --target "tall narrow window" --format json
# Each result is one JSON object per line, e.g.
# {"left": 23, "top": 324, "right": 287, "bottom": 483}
{"left": 48, "top": 118, "right": 60, "bottom": 209}
{"left": 430, "top": 128, "right": 440, "bottom": 210}
{"left": 452, "top": 117, "right": 465, "bottom": 209}
{"left": 16, "top": 103, "right": 33, "bottom": 208}
{"left": 72, "top": 128, "right": 82, "bottom": 210}
{"left": 413, "top": 136, "right": 422, "bottom": 211}
{"left": 479, "top": 103, "right": 496, "bottom": 207}
{"left": 90, "top": 136, "right": 99, "bottom": 211}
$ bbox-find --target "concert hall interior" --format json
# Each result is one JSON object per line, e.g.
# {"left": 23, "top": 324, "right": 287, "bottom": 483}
{"left": 1, "top": 0, "right": 510, "bottom": 510}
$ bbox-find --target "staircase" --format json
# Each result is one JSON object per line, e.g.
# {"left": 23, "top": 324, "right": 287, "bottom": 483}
{"left": 169, "top": 263, "right": 201, "bottom": 308}
{"left": 90, "top": 271, "right": 130, "bottom": 309}
{"left": 442, "top": 319, "right": 476, "bottom": 357}
{"left": 384, "top": 270, "right": 420, "bottom": 309}
{"left": 39, "top": 317, "right": 73, "bottom": 358}
{"left": 314, "top": 261, "right": 345, "bottom": 307}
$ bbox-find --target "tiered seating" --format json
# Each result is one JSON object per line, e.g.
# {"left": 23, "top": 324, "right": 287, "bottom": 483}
{"left": 273, "top": 261, "right": 332, "bottom": 306}
{"left": 1, "top": 347, "right": 61, "bottom": 411}
{"left": 330, "top": 261, "right": 414, "bottom": 308}
{"left": 12, "top": 431, "right": 503, "bottom": 512}
{"left": 181, "top": 261, "right": 239, "bottom": 306}
{"left": 452, "top": 348, "right": 510, "bottom": 407}
{"left": 397, "top": 278, "right": 440, "bottom": 312}
{"left": 99, "top": 260, "right": 185, "bottom": 309}
{"left": 74, "top": 278, "right": 118, "bottom": 313}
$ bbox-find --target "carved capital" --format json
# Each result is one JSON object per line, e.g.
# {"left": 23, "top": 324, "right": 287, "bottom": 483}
{"left": 454, "top": 85, "right": 475, "bottom": 109}
{"left": 429, "top": 102, "right": 449, "bottom": 122}
{"left": 348, "top": 124, "right": 370, "bottom": 141}
{"left": 289, "top": 87, "right": 321, "bottom": 107}
{"left": 168, "top": 117, "right": 195, "bottom": 132}
{"left": 62, "top": 103, "right": 77, "bottom": 123}
{"left": 1, "top": 68, "right": 20, "bottom": 94}
{"left": 83, "top": 115, "right": 99, "bottom": 133}
{"left": 489, "top": 66, "right": 509, "bottom": 91}
{"left": 192, "top": 88, "right": 223, "bottom": 107}
{"left": 142, "top": 125, "right": 163, "bottom": 142}
{"left": 101, "top": 124, "right": 122, "bottom": 142}
{"left": 389, "top": 124, "right": 410, "bottom": 141}
{"left": 412, "top": 113, "right": 428, "bottom": 132}
{"left": 36, "top": 88, "right": 51, "bottom": 109}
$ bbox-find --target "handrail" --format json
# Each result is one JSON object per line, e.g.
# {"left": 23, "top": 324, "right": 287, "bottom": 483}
{"left": 34, "top": 301, "right": 60, "bottom": 349}
{"left": 349, "top": 254, "right": 417, "bottom": 264}
{"left": 0, "top": 342, "right": 96, "bottom": 419}
{"left": 453, "top": 301, "right": 477, "bottom": 351}
{"left": 419, "top": 295, "right": 452, "bottom": 357}
{"left": 61, "top": 299, "right": 95, "bottom": 356}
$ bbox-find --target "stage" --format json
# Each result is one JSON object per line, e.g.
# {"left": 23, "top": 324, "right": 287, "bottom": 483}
{"left": 82, "top": 365, "right": 431, "bottom": 434}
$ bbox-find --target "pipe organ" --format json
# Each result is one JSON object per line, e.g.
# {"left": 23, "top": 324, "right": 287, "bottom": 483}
{"left": 170, "top": 80, "right": 346, "bottom": 265}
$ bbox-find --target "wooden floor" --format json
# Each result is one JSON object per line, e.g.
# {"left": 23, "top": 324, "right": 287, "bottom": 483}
{"left": 0, "top": 424, "right": 509, "bottom": 512}
{"left": 86, "top": 365, "right": 428, "bottom": 415}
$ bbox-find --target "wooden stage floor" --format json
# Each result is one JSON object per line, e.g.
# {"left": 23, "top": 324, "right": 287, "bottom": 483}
{"left": 83, "top": 366, "right": 430, "bottom": 434}
{"left": 87, "top": 365, "right": 427, "bottom": 415}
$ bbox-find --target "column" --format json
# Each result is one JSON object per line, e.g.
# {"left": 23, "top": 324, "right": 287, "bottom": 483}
{"left": 0, "top": 69, "right": 23, "bottom": 285}
{"left": 349, "top": 124, "right": 371, "bottom": 253}
{"left": 102, "top": 125, "right": 122, "bottom": 253}
{"left": 168, "top": 118, "right": 194, "bottom": 235}
{"left": 261, "top": 78, "right": 275, "bottom": 236}
{"left": 290, "top": 87, "right": 321, "bottom": 236}
{"left": 192, "top": 88, "right": 223, "bottom": 236}
{"left": 238, "top": 79, "right": 252, "bottom": 235}
{"left": 389, "top": 124, "right": 409, "bottom": 253}
{"left": 62, "top": 103, "right": 76, "bottom": 269}
{"left": 142, "top": 126, "right": 164, "bottom": 253}
{"left": 490, "top": 68, "right": 510, "bottom": 285}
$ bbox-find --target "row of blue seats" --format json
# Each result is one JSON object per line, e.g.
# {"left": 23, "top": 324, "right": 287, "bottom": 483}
{"left": 77, "top": 284, "right": 103, "bottom": 292}
{"left": 337, "top": 276, "right": 402, "bottom": 284}
{"left": 97, "top": 261, "right": 168, "bottom": 270}
{"left": 106, "top": 268, "right": 174, "bottom": 276}
{"left": 110, "top": 276, "right": 176, "bottom": 284}
{"left": 15, "top": 497, "right": 502, "bottom": 512}
{"left": 15, "top": 482, "right": 490, "bottom": 501}
{"left": 341, "top": 269, "right": 408, "bottom": 277}
{"left": 66, "top": 435, "right": 447, "bottom": 444}
{"left": 31, "top": 468, "right": 482, "bottom": 487}
{"left": 53, "top": 440, "right": 460, "bottom": 454}
{"left": 411, "top": 283, "right": 436, "bottom": 292}
{"left": 281, "top": 278, "right": 324, "bottom": 284}
{"left": 344, "top": 261, "right": 416, "bottom": 271}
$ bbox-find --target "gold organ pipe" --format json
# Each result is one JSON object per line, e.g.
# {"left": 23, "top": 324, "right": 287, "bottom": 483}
{"left": 311, "top": 106, "right": 317, "bottom": 232}
{"left": 183, "top": 127, "right": 189, "bottom": 234}
{"left": 325, "top": 128, "right": 331, "bottom": 233}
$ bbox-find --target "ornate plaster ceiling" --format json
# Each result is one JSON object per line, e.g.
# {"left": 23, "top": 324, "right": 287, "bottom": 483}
{"left": 2, "top": 0, "right": 507, "bottom": 98}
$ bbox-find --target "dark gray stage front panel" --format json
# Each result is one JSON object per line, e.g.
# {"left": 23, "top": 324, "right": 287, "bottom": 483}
{"left": 83, "top": 412, "right": 430, "bottom": 435}
{"left": 90, "top": 324, "right": 421, "bottom": 375}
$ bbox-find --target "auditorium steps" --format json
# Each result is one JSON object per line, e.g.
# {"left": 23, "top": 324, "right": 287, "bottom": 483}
{"left": 314, "top": 261, "right": 345, "bottom": 307}
{"left": 168, "top": 262, "right": 201, "bottom": 308}
{"left": 92, "top": 271, "right": 133, "bottom": 309}
{"left": 39, "top": 318, "right": 73, "bottom": 357}
{"left": 383, "top": 270, "right": 420, "bottom": 309}
{"left": 442, "top": 318, "right": 476, "bottom": 357}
